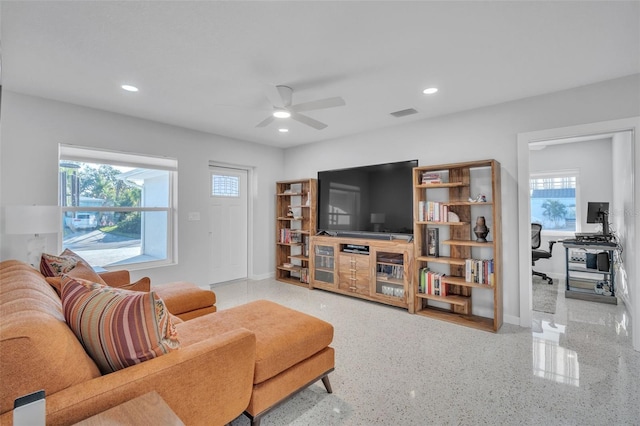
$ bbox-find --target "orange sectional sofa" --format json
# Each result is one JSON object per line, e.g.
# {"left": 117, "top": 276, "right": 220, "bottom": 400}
{"left": 0, "top": 260, "right": 335, "bottom": 425}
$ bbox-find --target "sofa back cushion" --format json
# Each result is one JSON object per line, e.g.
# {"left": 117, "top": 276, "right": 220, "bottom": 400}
{"left": 0, "top": 261, "right": 101, "bottom": 416}
{"left": 61, "top": 276, "right": 180, "bottom": 374}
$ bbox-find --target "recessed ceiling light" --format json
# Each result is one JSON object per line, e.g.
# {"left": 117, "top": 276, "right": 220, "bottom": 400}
{"left": 121, "top": 84, "right": 139, "bottom": 92}
{"left": 278, "top": 128, "right": 289, "bottom": 133}
{"left": 273, "top": 109, "right": 291, "bottom": 118}
{"left": 423, "top": 87, "right": 438, "bottom": 95}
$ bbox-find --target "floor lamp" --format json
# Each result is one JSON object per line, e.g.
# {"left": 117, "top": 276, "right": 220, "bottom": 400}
{"left": 5, "top": 205, "right": 60, "bottom": 267}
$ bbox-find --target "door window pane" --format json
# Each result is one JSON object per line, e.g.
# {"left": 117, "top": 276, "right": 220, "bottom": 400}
{"left": 212, "top": 174, "right": 240, "bottom": 197}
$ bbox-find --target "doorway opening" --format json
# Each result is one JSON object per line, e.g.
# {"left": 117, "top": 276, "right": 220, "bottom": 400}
{"left": 516, "top": 117, "right": 639, "bottom": 351}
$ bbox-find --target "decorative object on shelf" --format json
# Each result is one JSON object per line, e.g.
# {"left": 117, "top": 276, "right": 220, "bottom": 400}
{"left": 427, "top": 228, "right": 439, "bottom": 257}
{"left": 447, "top": 211, "right": 460, "bottom": 222}
{"left": 473, "top": 216, "right": 490, "bottom": 242}
{"left": 287, "top": 206, "right": 294, "bottom": 217}
{"left": 468, "top": 193, "right": 487, "bottom": 203}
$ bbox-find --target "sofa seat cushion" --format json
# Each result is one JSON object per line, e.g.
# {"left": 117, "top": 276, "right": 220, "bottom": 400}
{"left": 61, "top": 276, "right": 180, "bottom": 374}
{"left": 177, "top": 300, "right": 333, "bottom": 384}
{"left": 153, "top": 281, "right": 216, "bottom": 317}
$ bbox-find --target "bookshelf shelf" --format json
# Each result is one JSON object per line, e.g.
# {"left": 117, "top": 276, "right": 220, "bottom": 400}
{"left": 275, "top": 179, "right": 316, "bottom": 286}
{"left": 416, "top": 255, "right": 466, "bottom": 266}
{"left": 442, "top": 276, "right": 494, "bottom": 289}
{"left": 413, "top": 159, "right": 502, "bottom": 332}
{"left": 419, "top": 221, "right": 468, "bottom": 226}
{"left": 416, "top": 293, "right": 469, "bottom": 305}
{"left": 442, "top": 239, "right": 494, "bottom": 247}
{"left": 416, "top": 182, "right": 467, "bottom": 189}
{"left": 414, "top": 308, "right": 494, "bottom": 331}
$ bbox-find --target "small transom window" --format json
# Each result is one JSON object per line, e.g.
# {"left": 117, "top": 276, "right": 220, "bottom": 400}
{"left": 212, "top": 174, "right": 239, "bottom": 197}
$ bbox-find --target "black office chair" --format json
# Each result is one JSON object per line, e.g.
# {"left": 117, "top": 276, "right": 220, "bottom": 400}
{"left": 531, "top": 223, "right": 556, "bottom": 285}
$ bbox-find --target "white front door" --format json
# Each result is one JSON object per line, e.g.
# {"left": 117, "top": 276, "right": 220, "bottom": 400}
{"left": 209, "top": 167, "right": 248, "bottom": 283}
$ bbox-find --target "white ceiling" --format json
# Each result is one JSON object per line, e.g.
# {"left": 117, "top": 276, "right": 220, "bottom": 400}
{"left": 1, "top": 1, "right": 639, "bottom": 148}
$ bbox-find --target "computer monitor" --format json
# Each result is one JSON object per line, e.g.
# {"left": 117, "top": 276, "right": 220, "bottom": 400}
{"left": 586, "top": 202, "right": 609, "bottom": 236}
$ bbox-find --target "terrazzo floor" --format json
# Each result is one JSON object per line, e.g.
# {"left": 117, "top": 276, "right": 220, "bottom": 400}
{"left": 210, "top": 278, "right": 640, "bottom": 425}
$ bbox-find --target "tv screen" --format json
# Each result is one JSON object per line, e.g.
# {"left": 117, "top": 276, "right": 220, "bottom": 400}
{"left": 317, "top": 160, "right": 417, "bottom": 236}
{"left": 586, "top": 201, "right": 609, "bottom": 224}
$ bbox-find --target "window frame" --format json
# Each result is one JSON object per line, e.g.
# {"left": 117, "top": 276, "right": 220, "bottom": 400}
{"left": 529, "top": 169, "right": 580, "bottom": 237}
{"left": 59, "top": 144, "right": 178, "bottom": 270}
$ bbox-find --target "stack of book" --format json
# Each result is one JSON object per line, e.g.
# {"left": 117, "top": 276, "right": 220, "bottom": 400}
{"left": 465, "top": 259, "right": 494, "bottom": 285}
{"left": 418, "top": 268, "right": 447, "bottom": 296}
{"left": 421, "top": 172, "right": 443, "bottom": 184}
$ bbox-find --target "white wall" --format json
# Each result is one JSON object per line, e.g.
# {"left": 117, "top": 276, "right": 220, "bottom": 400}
{"left": 0, "top": 90, "right": 284, "bottom": 286}
{"left": 530, "top": 138, "right": 613, "bottom": 277}
{"left": 611, "top": 131, "right": 635, "bottom": 317}
{"left": 283, "top": 74, "right": 640, "bottom": 325}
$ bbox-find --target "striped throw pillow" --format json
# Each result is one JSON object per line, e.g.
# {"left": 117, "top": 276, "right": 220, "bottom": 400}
{"left": 61, "top": 276, "right": 180, "bottom": 374}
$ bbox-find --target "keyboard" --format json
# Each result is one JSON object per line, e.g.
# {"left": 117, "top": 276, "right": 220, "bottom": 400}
{"left": 569, "top": 240, "right": 617, "bottom": 247}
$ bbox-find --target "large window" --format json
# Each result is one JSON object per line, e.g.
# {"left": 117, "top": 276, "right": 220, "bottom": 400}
{"left": 59, "top": 145, "right": 177, "bottom": 268}
{"left": 530, "top": 170, "right": 578, "bottom": 233}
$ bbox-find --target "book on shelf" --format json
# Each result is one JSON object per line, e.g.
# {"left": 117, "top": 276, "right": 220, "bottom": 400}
{"left": 426, "top": 228, "right": 439, "bottom": 257}
{"left": 418, "top": 267, "right": 447, "bottom": 296}
{"left": 418, "top": 201, "right": 450, "bottom": 222}
{"left": 376, "top": 263, "right": 404, "bottom": 280}
{"left": 299, "top": 268, "right": 309, "bottom": 284}
{"left": 464, "top": 258, "right": 494, "bottom": 285}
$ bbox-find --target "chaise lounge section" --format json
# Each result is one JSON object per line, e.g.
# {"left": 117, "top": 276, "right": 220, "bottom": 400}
{"left": 0, "top": 260, "right": 335, "bottom": 425}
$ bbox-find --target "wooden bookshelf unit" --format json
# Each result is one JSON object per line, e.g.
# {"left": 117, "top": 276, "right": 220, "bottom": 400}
{"left": 413, "top": 159, "right": 503, "bottom": 332}
{"left": 310, "top": 235, "right": 414, "bottom": 311}
{"left": 275, "top": 179, "right": 317, "bottom": 286}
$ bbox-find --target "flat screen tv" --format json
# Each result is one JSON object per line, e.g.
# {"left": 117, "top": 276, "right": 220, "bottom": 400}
{"left": 317, "top": 160, "right": 418, "bottom": 237}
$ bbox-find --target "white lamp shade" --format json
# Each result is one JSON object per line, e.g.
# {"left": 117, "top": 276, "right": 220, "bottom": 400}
{"left": 5, "top": 205, "right": 61, "bottom": 235}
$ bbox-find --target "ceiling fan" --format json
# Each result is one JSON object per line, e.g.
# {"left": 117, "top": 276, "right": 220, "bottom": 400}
{"left": 256, "top": 85, "right": 346, "bottom": 130}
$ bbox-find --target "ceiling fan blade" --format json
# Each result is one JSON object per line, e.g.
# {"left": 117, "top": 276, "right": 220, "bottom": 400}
{"left": 277, "top": 85, "right": 293, "bottom": 107}
{"left": 256, "top": 115, "right": 275, "bottom": 128}
{"left": 289, "top": 97, "right": 345, "bottom": 113}
{"left": 263, "top": 84, "right": 285, "bottom": 108}
{"left": 290, "top": 112, "right": 328, "bottom": 130}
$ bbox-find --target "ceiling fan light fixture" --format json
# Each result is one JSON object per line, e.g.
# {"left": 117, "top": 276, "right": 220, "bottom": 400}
{"left": 121, "top": 84, "right": 139, "bottom": 92}
{"left": 423, "top": 87, "right": 438, "bottom": 95}
{"left": 273, "top": 109, "right": 291, "bottom": 119}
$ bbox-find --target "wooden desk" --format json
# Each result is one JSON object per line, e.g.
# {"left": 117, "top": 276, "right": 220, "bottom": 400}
{"left": 74, "top": 391, "right": 184, "bottom": 425}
